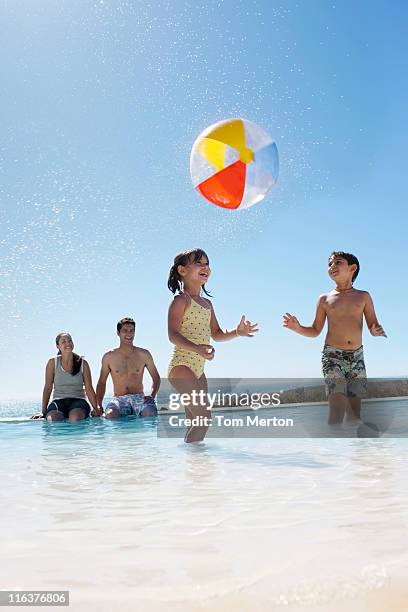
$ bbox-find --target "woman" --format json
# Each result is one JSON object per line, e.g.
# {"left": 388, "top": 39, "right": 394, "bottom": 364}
{"left": 34, "top": 332, "right": 100, "bottom": 422}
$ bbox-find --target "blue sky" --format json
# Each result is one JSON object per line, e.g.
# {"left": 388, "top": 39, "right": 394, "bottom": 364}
{"left": 0, "top": 0, "right": 407, "bottom": 399}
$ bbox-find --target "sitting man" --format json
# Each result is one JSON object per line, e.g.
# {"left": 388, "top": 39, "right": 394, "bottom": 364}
{"left": 96, "top": 317, "right": 160, "bottom": 418}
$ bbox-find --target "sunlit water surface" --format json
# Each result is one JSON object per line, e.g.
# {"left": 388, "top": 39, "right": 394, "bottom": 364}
{"left": 1, "top": 399, "right": 408, "bottom": 611}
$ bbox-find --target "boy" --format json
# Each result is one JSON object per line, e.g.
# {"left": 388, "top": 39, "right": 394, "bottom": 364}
{"left": 283, "top": 252, "right": 386, "bottom": 424}
{"left": 96, "top": 317, "right": 161, "bottom": 418}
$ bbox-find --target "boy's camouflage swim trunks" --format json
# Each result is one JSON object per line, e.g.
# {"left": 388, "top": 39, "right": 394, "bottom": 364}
{"left": 322, "top": 345, "right": 368, "bottom": 398}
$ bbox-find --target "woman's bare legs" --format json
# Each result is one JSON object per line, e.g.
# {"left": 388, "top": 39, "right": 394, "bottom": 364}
{"left": 46, "top": 411, "right": 65, "bottom": 422}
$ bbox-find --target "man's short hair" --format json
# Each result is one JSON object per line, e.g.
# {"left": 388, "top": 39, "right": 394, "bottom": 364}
{"left": 329, "top": 251, "right": 360, "bottom": 282}
{"left": 117, "top": 317, "right": 136, "bottom": 333}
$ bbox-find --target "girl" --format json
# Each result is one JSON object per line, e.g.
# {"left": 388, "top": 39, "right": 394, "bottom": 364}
{"left": 33, "top": 332, "right": 100, "bottom": 422}
{"left": 167, "top": 248, "right": 258, "bottom": 443}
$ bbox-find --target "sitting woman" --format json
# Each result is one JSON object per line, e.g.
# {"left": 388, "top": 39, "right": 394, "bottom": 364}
{"left": 38, "top": 332, "right": 100, "bottom": 422}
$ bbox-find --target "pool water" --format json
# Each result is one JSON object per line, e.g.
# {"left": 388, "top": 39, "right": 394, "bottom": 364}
{"left": 1, "top": 399, "right": 408, "bottom": 611}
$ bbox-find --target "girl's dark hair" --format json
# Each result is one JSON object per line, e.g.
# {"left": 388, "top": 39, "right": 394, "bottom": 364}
{"left": 55, "top": 332, "right": 82, "bottom": 376}
{"left": 167, "top": 248, "right": 212, "bottom": 296}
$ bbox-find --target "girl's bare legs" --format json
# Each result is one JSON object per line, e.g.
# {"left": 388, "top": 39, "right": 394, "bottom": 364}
{"left": 169, "top": 366, "right": 210, "bottom": 443}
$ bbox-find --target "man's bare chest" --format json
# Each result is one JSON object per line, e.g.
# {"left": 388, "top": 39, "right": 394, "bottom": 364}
{"left": 111, "top": 357, "right": 144, "bottom": 377}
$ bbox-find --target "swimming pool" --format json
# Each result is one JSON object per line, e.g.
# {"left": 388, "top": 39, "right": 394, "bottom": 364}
{"left": 1, "top": 399, "right": 408, "bottom": 611}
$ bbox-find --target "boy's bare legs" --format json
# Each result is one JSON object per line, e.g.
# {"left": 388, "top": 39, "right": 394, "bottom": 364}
{"left": 169, "top": 366, "right": 210, "bottom": 443}
{"left": 346, "top": 397, "right": 361, "bottom": 421}
{"left": 328, "top": 393, "right": 349, "bottom": 424}
{"left": 328, "top": 394, "right": 361, "bottom": 424}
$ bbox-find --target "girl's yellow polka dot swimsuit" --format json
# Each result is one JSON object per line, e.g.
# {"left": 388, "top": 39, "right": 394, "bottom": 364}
{"left": 168, "top": 295, "right": 211, "bottom": 379}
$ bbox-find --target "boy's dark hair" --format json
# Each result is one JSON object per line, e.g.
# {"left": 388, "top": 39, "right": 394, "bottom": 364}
{"left": 55, "top": 332, "right": 82, "bottom": 376}
{"left": 168, "top": 248, "right": 212, "bottom": 296}
{"left": 329, "top": 251, "right": 360, "bottom": 282}
{"left": 117, "top": 317, "right": 136, "bottom": 333}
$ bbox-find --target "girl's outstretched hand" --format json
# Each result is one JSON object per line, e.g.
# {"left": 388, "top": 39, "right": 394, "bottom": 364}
{"left": 197, "top": 344, "right": 215, "bottom": 360}
{"left": 236, "top": 315, "right": 259, "bottom": 337}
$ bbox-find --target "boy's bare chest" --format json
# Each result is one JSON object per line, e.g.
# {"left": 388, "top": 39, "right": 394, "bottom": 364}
{"left": 325, "top": 293, "right": 364, "bottom": 316}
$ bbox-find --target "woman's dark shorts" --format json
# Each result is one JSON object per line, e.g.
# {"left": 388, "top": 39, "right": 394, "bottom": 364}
{"left": 46, "top": 398, "right": 91, "bottom": 419}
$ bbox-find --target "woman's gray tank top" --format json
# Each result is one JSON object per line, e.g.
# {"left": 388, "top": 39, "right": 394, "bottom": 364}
{"left": 52, "top": 355, "right": 85, "bottom": 400}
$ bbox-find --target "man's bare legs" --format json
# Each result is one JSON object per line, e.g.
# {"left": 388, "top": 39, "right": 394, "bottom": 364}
{"left": 105, "top": 407, "right": 120, "bottom": 419}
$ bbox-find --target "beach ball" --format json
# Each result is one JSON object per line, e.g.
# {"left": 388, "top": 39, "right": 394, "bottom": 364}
{"left": 190, "top": 118, "right": 279, "bottom": 210}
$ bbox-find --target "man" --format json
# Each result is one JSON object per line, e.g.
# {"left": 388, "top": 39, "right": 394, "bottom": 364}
{"left": 96, "top": 317, "right": 160, "bottom": 418}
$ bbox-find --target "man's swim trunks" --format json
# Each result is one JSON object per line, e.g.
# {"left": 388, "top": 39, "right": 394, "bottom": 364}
{"left": 322, "top": 345, "right": 368, "bottom": 398}
{"left": 105, "top": 394, "right": 158, "bottom": 417}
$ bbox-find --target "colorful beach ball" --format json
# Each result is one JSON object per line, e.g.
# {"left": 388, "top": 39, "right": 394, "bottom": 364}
{"left": 190, "top": 118, "right": 279, "bottom": 210}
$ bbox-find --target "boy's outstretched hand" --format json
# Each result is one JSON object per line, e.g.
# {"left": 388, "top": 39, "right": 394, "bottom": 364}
{"left": 283, "top": 313, "right": 301, "bottom": 332}
{"left": 236, "top": 315, "right": 259, "bottom": 337}
{"left": 370, "top": 323, "right": 387, "bottom": 338}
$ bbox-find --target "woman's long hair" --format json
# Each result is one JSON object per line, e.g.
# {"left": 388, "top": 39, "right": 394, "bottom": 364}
{"left": 167, "top": 248, "right": 212, "bottom": 296}
{"left": 55, "top": 333, "right": 82, "bottom": 376}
